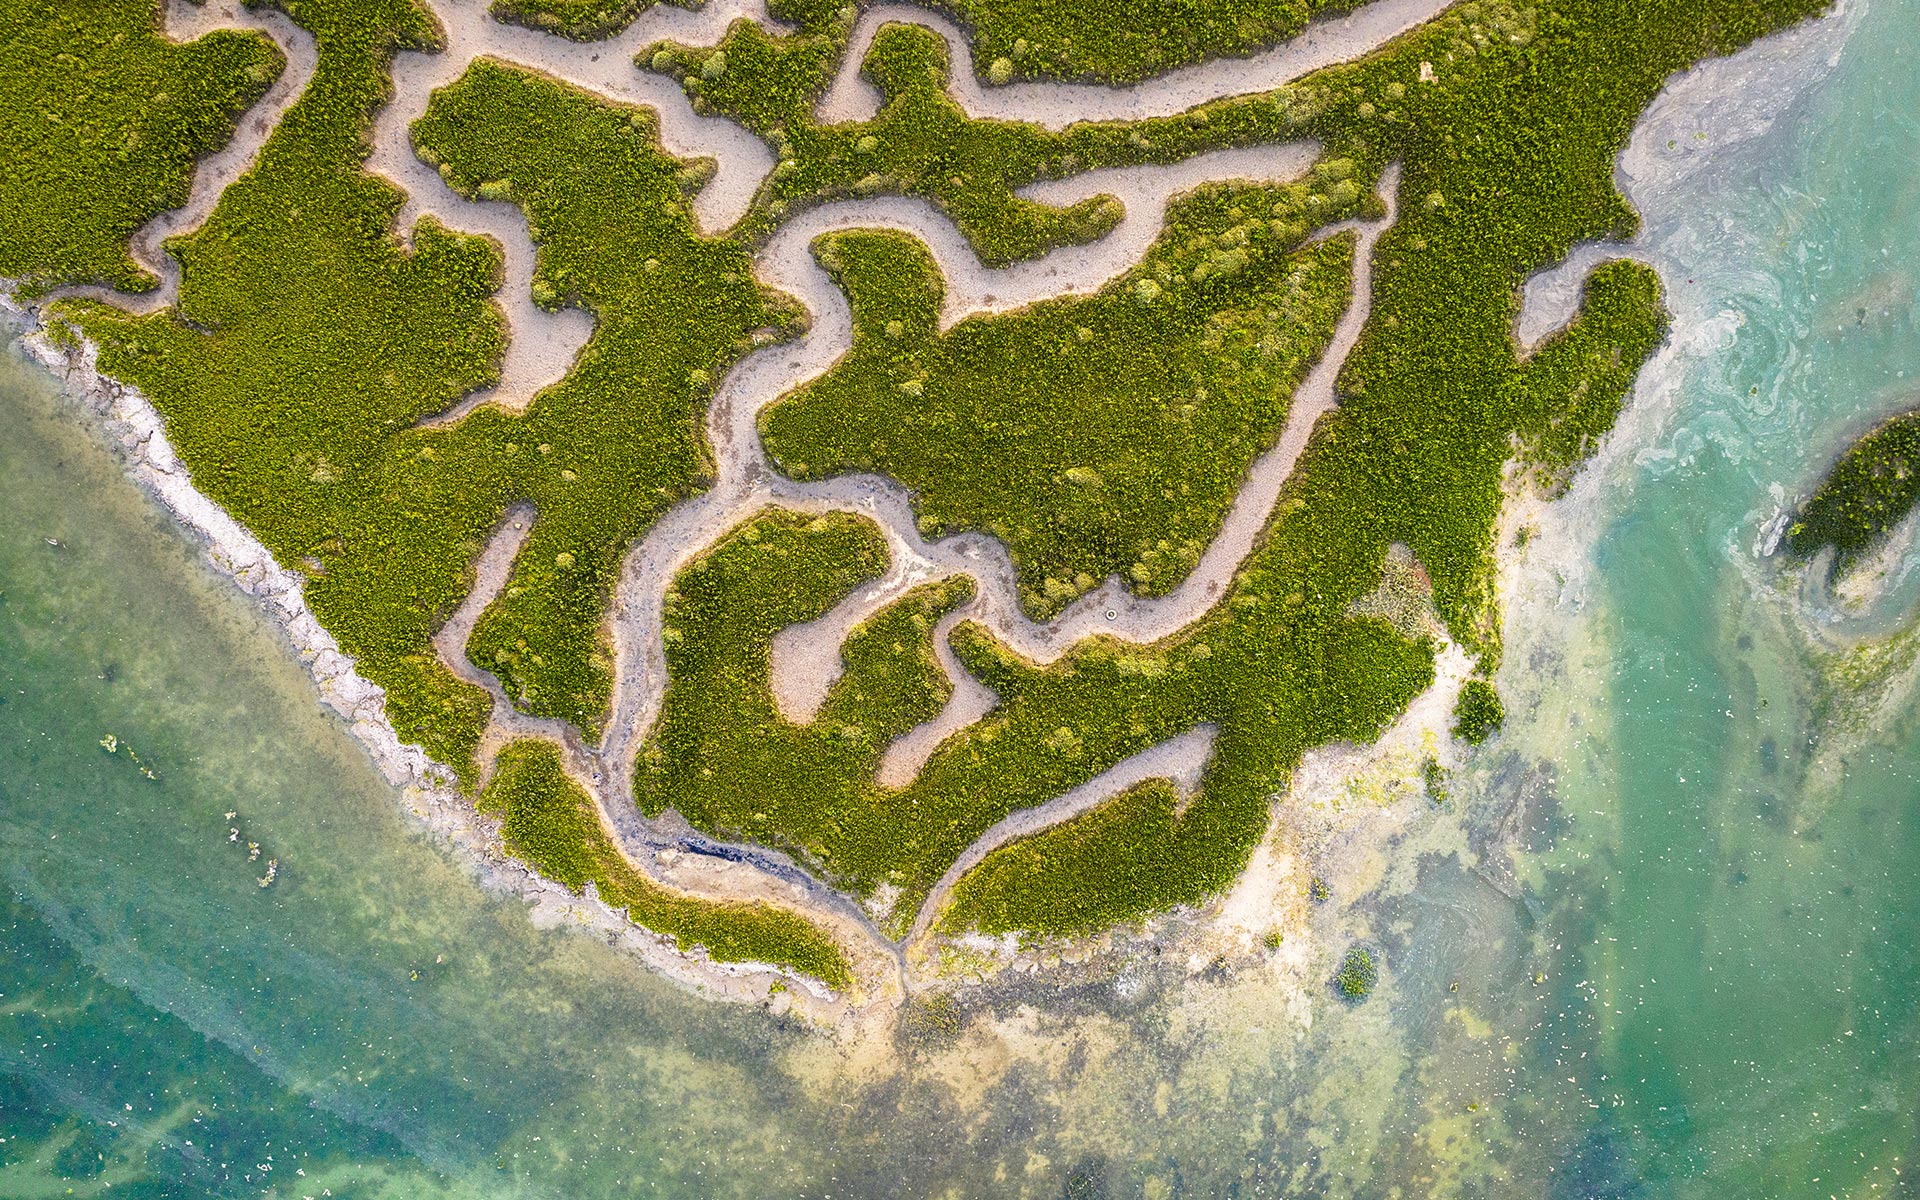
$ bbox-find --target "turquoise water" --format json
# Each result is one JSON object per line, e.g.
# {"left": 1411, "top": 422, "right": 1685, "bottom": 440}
{"left": 2, "top": 2, "right": 1917, "bottom": 1195}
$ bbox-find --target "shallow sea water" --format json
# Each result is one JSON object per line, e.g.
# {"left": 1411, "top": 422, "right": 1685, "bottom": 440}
{"left": 2, "top": 1, "right": 1917, "bottom": 1195}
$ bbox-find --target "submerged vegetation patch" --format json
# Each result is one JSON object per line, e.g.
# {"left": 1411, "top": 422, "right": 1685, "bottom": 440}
{"left": 0, "top": 0, "right": 1830, "bottom": 982}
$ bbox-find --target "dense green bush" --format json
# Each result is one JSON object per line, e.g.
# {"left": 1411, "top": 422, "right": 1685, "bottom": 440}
{"left": 482, "top": 739, "right": 852, "bottom": 987}
{"left": 0, "top": 0, "right": 281, "bottom": 294}
{"left": 1786, "top": 408, "right": 1920, "bottom": 576}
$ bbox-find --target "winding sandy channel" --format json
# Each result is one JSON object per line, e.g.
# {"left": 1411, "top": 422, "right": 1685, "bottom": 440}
{"left": 52, "top": 0, "right": 1467, "bottom": 992}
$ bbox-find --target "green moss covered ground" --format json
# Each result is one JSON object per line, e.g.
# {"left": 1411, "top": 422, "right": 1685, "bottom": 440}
{"left": 4, "top": 0, "right": 1828, "bottom": 960}
{"left": 1786, "top": 408, "right": 1920, "bottom": 577}
{"left": 0, "top": 0, "right": 282, "bottom": 294}
{"left": 482, "top": 739, "right": 851, "bottom": 987}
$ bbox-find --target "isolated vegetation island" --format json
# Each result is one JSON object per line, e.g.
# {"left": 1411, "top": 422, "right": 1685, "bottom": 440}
{"left": 1786, "top": 407, "right": 1920, "bottom": 579}
{"left": 1, "top": 0, "right": 1828, "bottom": 1003}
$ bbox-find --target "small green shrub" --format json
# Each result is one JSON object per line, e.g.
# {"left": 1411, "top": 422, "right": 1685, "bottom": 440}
{"left": 1452, "top": 679, "right": 1504, "bottom": 745}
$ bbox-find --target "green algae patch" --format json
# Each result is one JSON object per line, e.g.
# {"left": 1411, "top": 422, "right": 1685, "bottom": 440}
{"left": 762, "top": 178, "right": 1360, "bottom": 617}
{"left": 637, "top": 508, "right": 976, "bottom": 904}
{"left": 482, "top": 739, "right": 852, "bottom": 989}
{"left": 1786, "top": 408, "right": 1920, "bottom": 578}
{"left": 936, "top": 0, "right": 1350, "bottom": 85}
{"left": 0, "top": 0, "right": 282, "bottom": 295}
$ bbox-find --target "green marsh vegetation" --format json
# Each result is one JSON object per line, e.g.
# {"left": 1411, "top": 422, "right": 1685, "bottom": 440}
{"left": 652, "top": 20, "right": 1128, "bottom": 265}
{"left": 66, "top": 29, "right": 797, "bottom": 775}
{"left": 647, "top": 494, "right": 1437, "bottom": 932}
{"left": 1786, "top": 407, "right": 1920, "bottom": 577}
{"left": 1452, "top": 677, "right": 1502, "bottom": 744}
{"left": 490, "top": 0, "right": 658, "bottom": 40}
{"left": 918, "top": 0, "right": 1812, "bottom": 935}
{"left": 636, "top": 509, "right": 979, "bottom": 909}
{"left": 529, "top": 0, "right": 1351, "bottom": 86}
{"left": 761, "top": 174, "right": 1362, "bottom": 617}
{"left": 408, "top": 60, "right": 803, "bottom": 733}
{"left": 482, "top": 739, "right": 853, "bottom": 987}
{"left": 935, "top": 0, "right": 1354, "bottom": 85}
{"left": 8, "top": 0, "right": 1829, "bottom": 955}
{"left": 0, "top": 0, "right": 282, "bottom": 295}
{"left": 57, "top": 0, "right": 510, "bottom": 778}
{"left": 645, "top": 15, "right": 1408, "bottom": 269}
{"left": 941, "top": 778, "right": 1197, "bottom": 937}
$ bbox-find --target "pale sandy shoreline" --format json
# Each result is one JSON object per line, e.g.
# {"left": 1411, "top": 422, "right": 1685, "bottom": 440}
{"left": 3, "top": 0, "right": 1859, "bottom": 1028}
